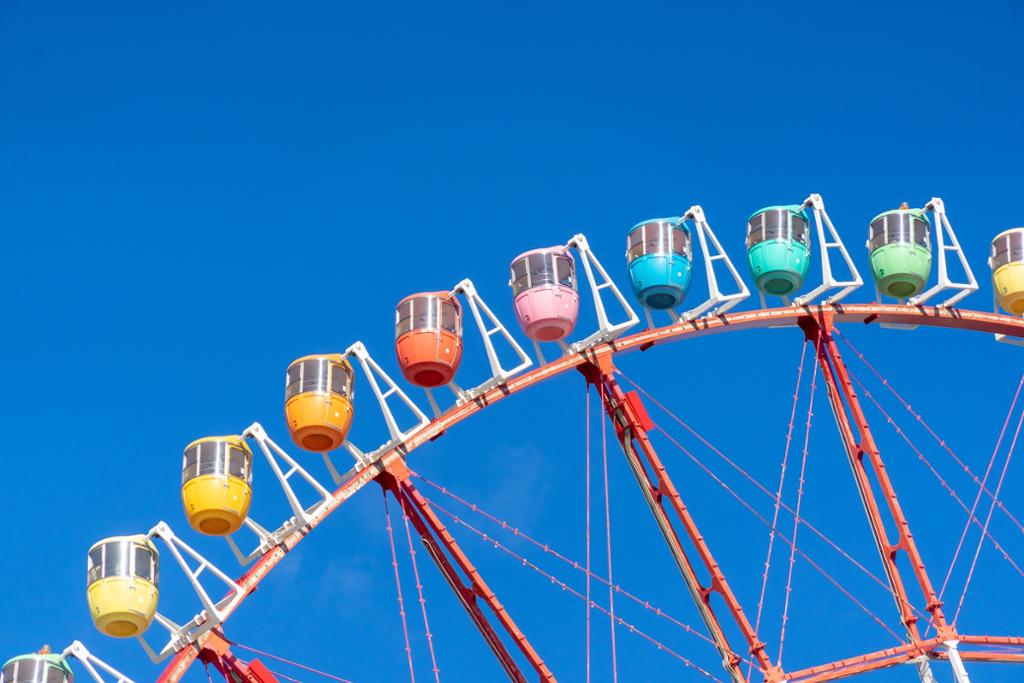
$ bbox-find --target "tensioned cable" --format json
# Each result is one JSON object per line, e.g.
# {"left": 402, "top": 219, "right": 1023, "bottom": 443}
{"left": 422, "top": 495, "right": 728, "bottom": 682}
{"left": 585, "top": 382, "right": 593, "bottom": 682}
{"left": 651, "top": 423, "right": 907, "bottom": 644}
{"left": 845, "top": 365, "right": 1024, "bottom": 580}
{"left": 939, "top": 372, "right": 1024, "bottom": 604}
{"left": 231, "top": 643, "right": 355, "bottom": 682}
{"left": 600, "top": 382, "right": 619, "bottom": 681}
{"left": 835, "top": 329, "right": 1024, "bottom": 536}
{"left": 954, "top": 399, "right": 1024, "bottom": 625}
{"left": 237, "top": 663, "right": 305, "bottom": 683}
{"left": 616, "top": 370, "right": 929, "bottom": 626}
{"left": 383, "top": 490, "right": 417, "bottom": 683}
{"left": 408, "top": 470, "right": 733, "bottom": 657}
{"left": 749, "top": 341, "right": 808, "bottom": 682}
{"left": 778, "top": 334, "right": 821, "bottom": 665}
{"left": 398, "top": 493, "right": 442, "bottom": 682}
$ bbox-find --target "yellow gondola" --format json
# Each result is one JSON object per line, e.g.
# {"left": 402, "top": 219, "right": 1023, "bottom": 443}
{"left": 284, "top": 354, "right": 355, "bottom": 452}
{"left": 86, "top": 536, "right": 159, "bottom": 638}
{"left": 991, "top": 228, "right": 1024, "bottom": 314}
{"left": 181, "top": 436, "right": 253, "bottom": 535}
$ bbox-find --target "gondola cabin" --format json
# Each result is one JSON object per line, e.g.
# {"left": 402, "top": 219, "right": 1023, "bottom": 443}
{"left": 1, "top": 654, "right": 73, "bottom": 683}
{"left": 395, "top": 292, "right": 463, "bottom": 388}
{"left": 626, "top": 218, "right": 693, "bottom": 310}
{"left": 509, "top": 247, "right": 580, "bottom": 341}
{"left": 181, "top": 436, "right": 253, "bottom": 536}
{"left": 746, "top": 206, "right": 811, "bottom": 296}
{"left": 86, "top": 536, "right": 159, "bottom": 638}
{"left": 991, "top": 228, "right": 1024, "bottom": 314}
{"left": 868, "top": 208, "right": 932, "bottom": 298}
{"left": 284, "top": 354, "right": 354, "bottom": 452}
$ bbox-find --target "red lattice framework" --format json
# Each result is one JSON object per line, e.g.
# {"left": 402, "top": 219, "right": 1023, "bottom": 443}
{"left": 156, "top": 305, "right": 1024, "bottom": 683}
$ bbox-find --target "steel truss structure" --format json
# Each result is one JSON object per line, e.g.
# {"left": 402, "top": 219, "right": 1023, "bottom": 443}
{"left": 145, "top": 303, "right": 1024, "bottom": 683}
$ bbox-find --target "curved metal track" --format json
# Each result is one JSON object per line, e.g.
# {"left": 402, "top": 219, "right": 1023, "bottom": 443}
{"left": 157, "top": 304, "right": 1024, "bottom": 682}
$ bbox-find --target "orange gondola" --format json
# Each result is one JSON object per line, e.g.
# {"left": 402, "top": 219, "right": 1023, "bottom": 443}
{"left": 284, "top": 354, "right": 354, "bottom": 452}
{"left": 395, "top": 292, "right": 463, "bottom": 387}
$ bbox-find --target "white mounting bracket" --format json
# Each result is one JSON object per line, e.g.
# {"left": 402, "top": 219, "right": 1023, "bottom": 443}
{"left": 565, "top": 233, "right": 639, "bottom": 353}
{"left": 792, "top": 193, "right": 864, "bottom": 306}
{"left": 61, "top": 641, "right": 135, "bottom": 683}
{"left": 443, "top": 278, "right": 532, "bottom": 406}
{"left": 908, "top": 197, "right": 978, "bottom": 307}
{"left": 678, "top": 205, "right": 751, "bottom": 321}
{"left": 944, "top": 640, "right": 971, "bottom": 683}
{"left": 135, "top": 522, "right": 244, "bottom": 663}
{"left": 339, "top": 341, "right": 430, "bottom": 466}
{"left": 224, "top": 422, "right": 334, "bottom": 565}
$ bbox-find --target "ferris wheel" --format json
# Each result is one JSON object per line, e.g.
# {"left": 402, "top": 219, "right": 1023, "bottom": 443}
{"left": 6, "top": 193, "right": 1024, "bottom": 683}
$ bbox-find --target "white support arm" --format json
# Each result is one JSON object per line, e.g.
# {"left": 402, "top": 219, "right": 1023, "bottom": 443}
{"left": 792, "top": 193, "right": 864, "bottom": 306}
{"left": 566, "top": 233, "right": 639, "bottom": 351}
{"left": 944, "top": 641, "right": 971, "bottom": 683}
{"left": 342, "top": 341, "right": 430, "bottom": 461}
{"left": 62, "top": 641, "right": 135, "bottom": 683}
{"left": 908, "top": 197, "right": 978, "bottom": 307}
{"left": 221, "top": 422, "right": 334, "bottom": 565}
{"left": 135, "top": 521, "right": 245, "bottom": 662}
{"left": 679, "top": 205, "right": 751, "bottom": 321}
{"left": 451, "top": 278, "right": 532, "bottom": 389}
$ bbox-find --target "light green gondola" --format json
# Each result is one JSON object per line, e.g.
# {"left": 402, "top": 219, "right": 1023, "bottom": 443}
{"left": 868, "top": 208, "right": 932, "bottom": 298}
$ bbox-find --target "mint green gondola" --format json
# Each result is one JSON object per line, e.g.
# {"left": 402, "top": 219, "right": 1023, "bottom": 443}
{"left": 1, "top": 653, "right": 74, "bottom": 683}
{"left": 746, "top": 205, "right": 811, "bottom": 296}
{"left": 868, "top": 209, "right": 932, "bottom": 298}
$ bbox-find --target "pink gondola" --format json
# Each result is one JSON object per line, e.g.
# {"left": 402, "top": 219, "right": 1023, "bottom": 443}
{"left": 509, "top": 247, "right": 580, "bottom": 341}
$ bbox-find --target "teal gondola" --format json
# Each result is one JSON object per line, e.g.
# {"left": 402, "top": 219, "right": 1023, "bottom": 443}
{"left": 746, "top": 205, "right": 811, "bottom": 296}
{"left": 626, "top": 218, "right": 693, "bottom": 310}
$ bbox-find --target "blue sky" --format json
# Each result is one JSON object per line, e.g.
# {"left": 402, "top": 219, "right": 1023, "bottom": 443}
{"left": 2, "top": 1, "right": 1024, "bottom": 681}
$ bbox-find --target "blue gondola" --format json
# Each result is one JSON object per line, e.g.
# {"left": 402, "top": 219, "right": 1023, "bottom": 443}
{"left": 626, "top": 218, "right": 693, "bottom": 310}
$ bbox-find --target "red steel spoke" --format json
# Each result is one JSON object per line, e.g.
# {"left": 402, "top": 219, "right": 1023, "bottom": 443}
{"left": 393, "top": 470, "right": 554, "bottom": 682}
{"left": 805, "top": 313, "right": 951, "bottom": 663}
{"left": 844, "top": 364, "right": 1024, "bottom": 581}
{"left": 588, "top": 365, "right": 785, "bottom": 682}
{"left": 616, "top": 370, "right": 919, "bottom": 618}
{"left": 652, "top": 424, "right": 906, "bottom": 644}
{"left": 778, "top": 334, "right": 821, "bottom": 665}
{"left": 954, "top": 401, "right": 1024, "bottom": 625}
{"left": 232, "top": 644, "right": 355, "bottom": 682}
{"left": 408, "top": 470, "right": 723, "bottom": 651}
{"left": 424, "top": 495, "right": 728, "bottom": 682}
{"left": 383, "top": 489, "right": 417, "bottom": 683}
{"left": 835, "top": 328, "right": 1024, "bottom": 536}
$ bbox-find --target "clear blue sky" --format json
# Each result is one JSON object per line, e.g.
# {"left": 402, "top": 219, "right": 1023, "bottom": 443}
{"left": 2, "top": 1, "right": 1023, "bottom": 681}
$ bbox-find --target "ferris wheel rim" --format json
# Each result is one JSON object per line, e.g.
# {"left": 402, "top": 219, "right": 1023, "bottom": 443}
{"left": 156, "top": 302, "right": 1024, "bottom": 683}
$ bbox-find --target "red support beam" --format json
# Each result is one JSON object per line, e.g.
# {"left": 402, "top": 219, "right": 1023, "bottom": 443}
{"left": 783, "top": 637, "right": 945, "bottom": 682}
{"left": 379, "top": 463, "right": 555, "bottom": 683}
{"left": 803, "top": 312, "right": 951, "bottom": 650}
{"left": 196, "top": 631, "right": 280, "bottom": 683}
{"left": 584, "top": 361, "right": 781, "bottom": 683}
